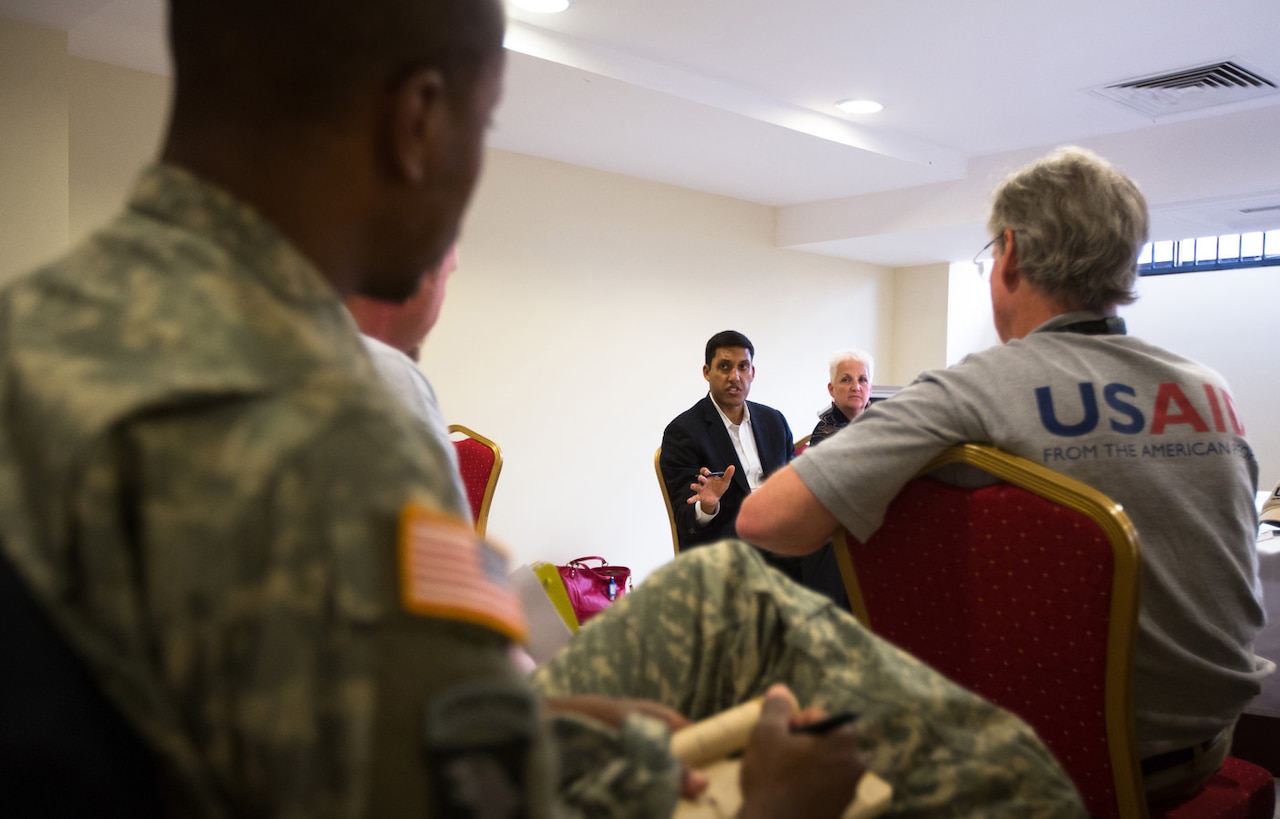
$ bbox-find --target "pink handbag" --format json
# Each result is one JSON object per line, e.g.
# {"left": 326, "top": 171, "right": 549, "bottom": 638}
{"left": 557, "top": 556, "right": 631, "bottom": 624}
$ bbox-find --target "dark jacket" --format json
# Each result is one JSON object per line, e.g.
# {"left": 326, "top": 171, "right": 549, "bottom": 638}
{"left": 659, "top": 395, "right": 793, "bottom": 550}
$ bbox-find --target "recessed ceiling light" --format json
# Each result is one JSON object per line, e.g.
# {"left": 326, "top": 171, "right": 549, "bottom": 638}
{"left": 836, "top": 99, "right": 884, "bottom": 115}
{"left": 511, "top": 0, "right": 570, "bottom": 12}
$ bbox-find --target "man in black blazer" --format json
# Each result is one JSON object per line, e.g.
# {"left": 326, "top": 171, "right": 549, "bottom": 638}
{"left": 659, "top": 330, "right": 804, "bottom": 582}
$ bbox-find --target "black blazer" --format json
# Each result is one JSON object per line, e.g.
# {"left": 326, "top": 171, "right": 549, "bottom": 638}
{"left": 659, "top": 395, "right": 794, "bottom": 551}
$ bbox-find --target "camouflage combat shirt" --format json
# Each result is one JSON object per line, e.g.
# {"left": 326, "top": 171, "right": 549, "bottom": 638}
{"left": 0, "top": 164, "right": 555, "bottom": 818}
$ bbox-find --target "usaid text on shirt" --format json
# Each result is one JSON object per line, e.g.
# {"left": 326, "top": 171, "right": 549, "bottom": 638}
{"left": 1036, "top": 381, "right": 1252, "bottom": 463}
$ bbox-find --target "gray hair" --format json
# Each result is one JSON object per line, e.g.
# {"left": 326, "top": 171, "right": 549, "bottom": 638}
{"left": 987, "top": 147, "right": 1148, "bottom": 312}
{"left": 828, "top": 349, "right": 875, "bottom": 383}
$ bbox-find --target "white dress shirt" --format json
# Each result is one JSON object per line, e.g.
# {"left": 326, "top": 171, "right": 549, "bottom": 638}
{"left": 695, "top": 397, "right": 763, "bottom": 524}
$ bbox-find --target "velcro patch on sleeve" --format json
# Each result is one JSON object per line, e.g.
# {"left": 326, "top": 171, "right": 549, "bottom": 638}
{"left": 425, "top": 681, "right": 538, "bottom": 819}
{"left": 398, "top": 503, "right": 527, "bottom": 642}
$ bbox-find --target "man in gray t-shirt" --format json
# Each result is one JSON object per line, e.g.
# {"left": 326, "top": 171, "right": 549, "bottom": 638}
{"left": 738, "top": 146, "right": 1273, "bottom": 805}
{"left": 347, "top": 246, "right": 468, "bottom": 519}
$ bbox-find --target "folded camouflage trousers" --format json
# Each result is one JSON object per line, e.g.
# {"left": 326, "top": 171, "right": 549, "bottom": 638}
{"left": 533, "top": 540, "right": 1085, "bottom": 819}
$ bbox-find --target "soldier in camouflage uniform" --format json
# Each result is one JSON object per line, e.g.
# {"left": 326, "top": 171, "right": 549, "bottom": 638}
{"left": 0, "top": 0, "right": 553, "bottom": 816}
{"left": 0, "top": 152, "right": 555, "bottom": 814}
{"left": 0, "top": 0, "right": 869, "bottom": 817}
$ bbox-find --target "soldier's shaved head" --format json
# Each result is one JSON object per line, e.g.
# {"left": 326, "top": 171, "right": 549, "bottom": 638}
{"left": 161, "top": 0, "right": 506, "bottom": 303}
{"left": 167, "top": 0, "right": 506, "bottom": 127}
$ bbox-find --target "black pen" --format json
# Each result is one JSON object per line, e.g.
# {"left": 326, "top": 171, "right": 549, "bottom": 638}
{"left": 792, "top": 711, "right": 858, "bottom": 735}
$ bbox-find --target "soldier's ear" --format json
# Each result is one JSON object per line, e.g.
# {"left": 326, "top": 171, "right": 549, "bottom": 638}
{"left": 386, "top": 67, "right": 448, "bottom": 184}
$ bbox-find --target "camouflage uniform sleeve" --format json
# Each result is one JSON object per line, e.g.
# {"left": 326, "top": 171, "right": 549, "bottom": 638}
{"left": 546, "top": 713, "right": 681, "bottom": 819}
{"left": 533, "top": 541, "right": 1086, "bottom": 819}
{"left": 88, "top": 398, "right": 561, "bottom": 818}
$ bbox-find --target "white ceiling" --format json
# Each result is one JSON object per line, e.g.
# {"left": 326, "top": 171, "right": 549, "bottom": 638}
{"left": 5, "top": 0, "right": 1280, "bottom": 267}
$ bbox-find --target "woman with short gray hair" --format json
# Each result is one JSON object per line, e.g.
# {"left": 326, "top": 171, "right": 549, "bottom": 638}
{"left": 810, "top": 349, "right": 875, "bottom": 446}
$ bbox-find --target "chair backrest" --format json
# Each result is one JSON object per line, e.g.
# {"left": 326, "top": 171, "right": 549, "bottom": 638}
{"left": 654, "top": 447, "right": 681, "bottom": 556}
{"left": 835, "top": 443, "right": 1147, "bottom": 818}
{"left": 449, "top": 424, "right": 503, "bottom": 538}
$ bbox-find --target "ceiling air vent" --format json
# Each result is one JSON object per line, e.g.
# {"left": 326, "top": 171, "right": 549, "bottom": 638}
{"left": 1091, "top": 60, "right": 1280, "bottom": 117}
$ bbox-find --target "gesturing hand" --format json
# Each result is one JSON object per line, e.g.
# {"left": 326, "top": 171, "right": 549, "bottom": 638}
{"left": 688, "top": 465, "right": 735, "bottom": 515}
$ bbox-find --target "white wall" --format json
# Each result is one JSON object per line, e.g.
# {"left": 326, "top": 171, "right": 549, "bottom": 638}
{"left": 0, "top": 19, "right": 68, "bottom": 283}
{"left": 888, "top": 263, "right": 948, "bottom": 386}
{"left": 69, "top": 56, "right": 169, "bottom": 244}
{"left": 0, "top": 23, "right": 894, "bottom": 585}
{"left": 0, "top": 21, "right": 168, "bottom": 279}
{"left": 427, "top": 150, "right": 893, "bottom": 582}
{"left": 946, "top": 261, "right": 999, "bottom": 365}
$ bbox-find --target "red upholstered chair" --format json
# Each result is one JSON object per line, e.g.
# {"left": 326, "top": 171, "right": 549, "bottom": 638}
{"left": 835, "top": 444, "right": 1274, "bottom": 819}
{"left": 448, "top": 424, "right": 502, "bottom": 538}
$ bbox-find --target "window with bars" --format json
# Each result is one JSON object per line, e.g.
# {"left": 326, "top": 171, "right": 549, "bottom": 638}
{"left": 1138, "top": 230, "right": 1280, "bottom": 275}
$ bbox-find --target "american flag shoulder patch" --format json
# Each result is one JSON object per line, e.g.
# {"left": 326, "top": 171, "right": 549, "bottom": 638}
{"left": 398, "top": 503, "right": 528, "bottom": 642}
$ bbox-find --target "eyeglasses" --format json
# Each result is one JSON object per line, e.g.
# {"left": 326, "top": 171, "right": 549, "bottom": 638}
{"left": 973, "top": 238, "right": 996, "bottom": 279}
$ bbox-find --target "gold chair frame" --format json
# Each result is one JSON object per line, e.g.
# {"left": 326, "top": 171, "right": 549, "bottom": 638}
{"left": 654, "top": 447, "right": 680, "bottom": 556}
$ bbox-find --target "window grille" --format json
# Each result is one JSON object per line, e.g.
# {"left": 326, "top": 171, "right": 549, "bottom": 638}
{"left": 1137, "top": 230, "right": 1280, "bottom": 275}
